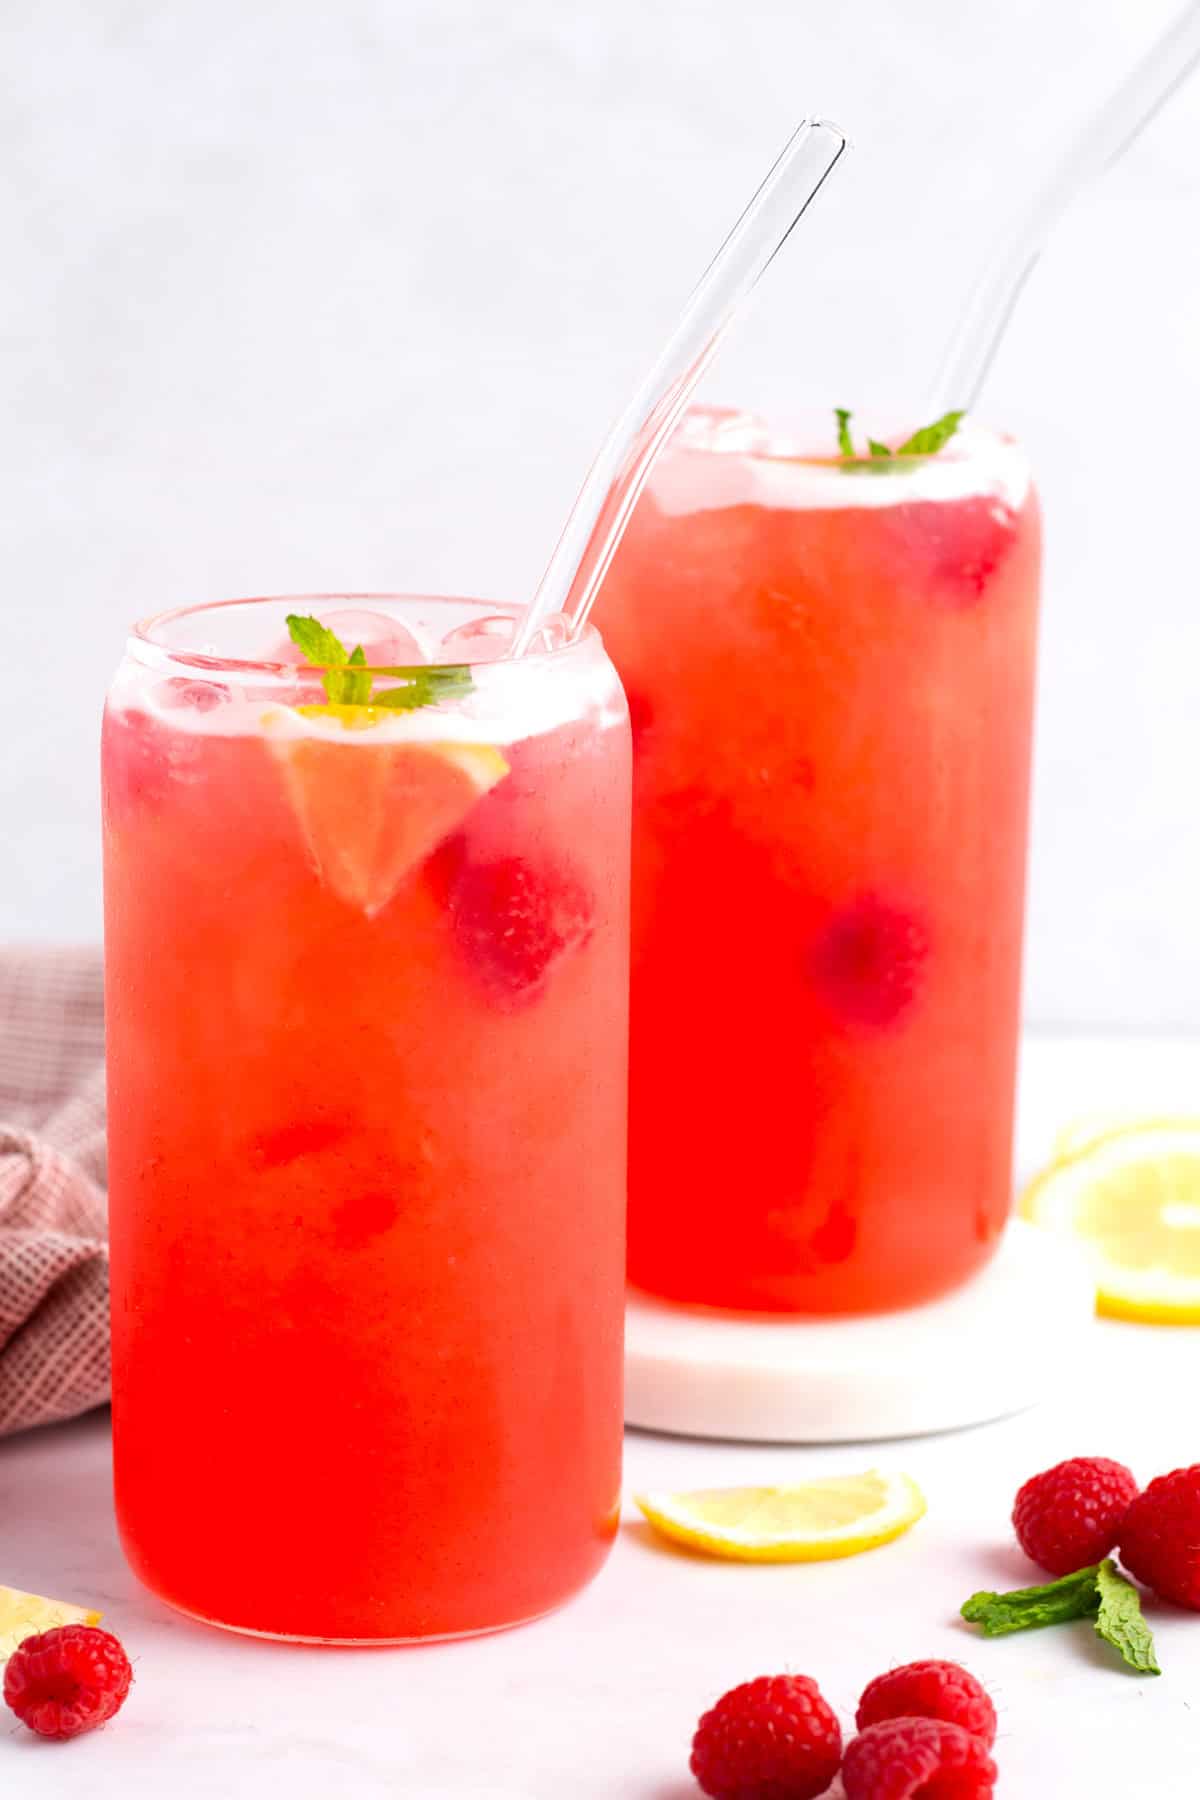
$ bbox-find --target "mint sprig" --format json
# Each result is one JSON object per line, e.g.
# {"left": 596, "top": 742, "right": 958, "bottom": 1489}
{"left": 284, "top": 614, "right": 473, "bottom": 712}
{"left": 961, "top": 1559, "right": 1160, "bottom": 1676}
{"left": 833, "top": 408, "right": 966, "bottom": 464}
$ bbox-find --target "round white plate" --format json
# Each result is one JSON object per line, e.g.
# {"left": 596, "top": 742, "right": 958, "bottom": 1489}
{"left": 625, "top": 1220, "right": 1095, "bottom": 1443}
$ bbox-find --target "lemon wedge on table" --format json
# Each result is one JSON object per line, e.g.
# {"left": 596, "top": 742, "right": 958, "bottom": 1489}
{"left": 0, "top": 1585, "right": 101, "bottom": 1661}
{"left": 1051, "top": 1113, "right": 1200, "bottom": 1164}
{"left": 268, "top": 724, "right": 509, "bottom": 915}
{"left": 635, "top": 1470, "right": 926, "bottom": 1563}
{"left": 1022, "top": 1123, "right": 1200, "bottom": 1323}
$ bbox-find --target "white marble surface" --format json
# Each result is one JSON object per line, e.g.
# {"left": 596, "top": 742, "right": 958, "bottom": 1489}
{"left": 2, "top": 1033, "right": 1200, "bottom": 1794}
{"left": 3, "top": 0, "right": 1200, "bottom": 1030}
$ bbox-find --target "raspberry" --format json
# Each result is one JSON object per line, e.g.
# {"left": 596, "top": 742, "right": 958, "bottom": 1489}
{"left": 1120, "top": 1464, "right": 1200, "bottom": 1609}
{"left": 623, "top": 685, "right": 655, "bottom": 752}
{"left": 1012, "top": 1456, "right": 1139, "bottom": 1576}
{"left": 808, "top": 895, "right": 930, "bottom": 1028}
{"left": 842, "top": 1718, "right": 996, "bottom": 1799}
{"left": 690, "top": 1673, "right": 842, "bottom": 1800}
{"left": 446, "top": 854, "right": 594, "bottom": 1007}
{"left": 886, "top": 495, "right": 1018, "bottom": 608}
{"left": 855, "top": 1660, "right": 996, "bottom": 1747}
{"left": 102, "top": 707, "right": 174, "bottom": 820}
{"left": 3, "top": 1625, "right": 133, "bottom": 1740}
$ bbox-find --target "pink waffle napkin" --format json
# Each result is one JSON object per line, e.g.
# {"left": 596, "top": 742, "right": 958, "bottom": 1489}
{"left": 0, "top": 948, "right": 107, "bottom": 1434}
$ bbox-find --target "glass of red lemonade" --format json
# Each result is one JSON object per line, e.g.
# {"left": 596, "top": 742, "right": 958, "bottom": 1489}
{"left": 595, "top": 407, "right": 1042, "bottom": 1315}
{"left": 102, "top": 595, "right": 630, "bottom": 1641}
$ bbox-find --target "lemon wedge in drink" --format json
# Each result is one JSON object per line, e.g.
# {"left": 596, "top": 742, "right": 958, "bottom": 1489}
{"left": 270, "top": 722, "right": 508, "bottom": 915}
{"left": 1021, "top": 1123, "right": 1200, "bottom": 1323}
{"left": 635, "top": 1470, "right": 926, "bottom": 1562}
{"left": 0, "top": 1585, "right": 102, "bottom": 1660}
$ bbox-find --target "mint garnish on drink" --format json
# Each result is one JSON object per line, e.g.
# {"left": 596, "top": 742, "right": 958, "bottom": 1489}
{"left": 961, "top": 1559, "right": 1161, "bottom": 1675}
{"left": 285, "top": 614, "right": 473, "bottom": 712}
{"left": 833, "top": 409, "right": 966, "bottom": 463}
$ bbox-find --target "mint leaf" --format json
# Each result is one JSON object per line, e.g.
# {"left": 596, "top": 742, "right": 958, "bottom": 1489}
{"left": 867, "top": 438, "right": 892, "bottom": 458}
{"left": 1095, "top": 1559, "right": 1161, "bottom": 1675}
{"left": 961, "top": 1564, "right": 1102, "bottom": 1636}
{"left": 895, "top": 410, "right": 965, "bottom": 456}
{"left": 286, "top": 613, "right": 349, "bottom": 670}
{"left": 285, "top": 613, "right": 354, "bottom": 704}
{"left": 835, "top": 408, "right": 855, "bottom": 457}
{"left": 370, "top": 666, "right": 474, "bottom": 711}
{"left": 342, "top": 644, "right": 371, "bottom": 707}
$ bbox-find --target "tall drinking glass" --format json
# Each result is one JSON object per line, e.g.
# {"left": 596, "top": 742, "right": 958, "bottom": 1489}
{"left": 102, "top": 596, "right": 630, "bottom": 1641}
{"left": 595, "top": 409, "right": 1041, "bottom": 1315}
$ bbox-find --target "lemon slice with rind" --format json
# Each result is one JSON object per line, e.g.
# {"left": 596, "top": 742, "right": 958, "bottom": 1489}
{"left": 635, "top": 1470, "right": 926, "bottom": 1563}
{"left": 0, "top": 1585, "right": 102, "bottom": 1661}
{"left": 270, "top": 719, "right": 508, "bottom": 915}
{"left": 1022, "top": 1124, "right": 1200, "bottom": 1323}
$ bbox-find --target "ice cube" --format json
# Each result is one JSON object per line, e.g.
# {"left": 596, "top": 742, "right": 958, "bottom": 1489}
{"left": 675, "top": 405, "right": 778, "bottom": 455}
{"left": 440, "top": 615, "right": 517, "bottom": 664}
{"left": 156, "top": 676, "right": 232, "bottom": 712}
{"left": 267, "top": 607, "right": 427, "bottom": 668}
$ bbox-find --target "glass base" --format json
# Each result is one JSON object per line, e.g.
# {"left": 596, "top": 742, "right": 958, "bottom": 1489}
{"left": 624, "top": 1220, "right": 1094, "bottom": 1442}
{"left": 163, "top": 1592, "right": 571, "bottom": 1647}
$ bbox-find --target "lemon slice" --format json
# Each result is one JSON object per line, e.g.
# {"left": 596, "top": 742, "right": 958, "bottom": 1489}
{"left": 271, "top": 728, "right": 508, "bottom": 915}
{"left": 0, "top": 1585, "right": 101, "bottom": 1661}
{"left": 1021, "top": 1123, "right": 1200, "bottom": 1322}
{"left": 635, "top": 1470, "right": 926, "bottom": 1563}
{"left": 1052, "top": 1113, "right": 1200, "bottom": 1163}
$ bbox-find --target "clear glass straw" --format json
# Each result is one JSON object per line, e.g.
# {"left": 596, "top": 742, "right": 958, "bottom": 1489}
{"left": 931, "top": 0, "right": 1200, "bottom": 415}
{"left": 510, "top": 117, "right": 847, "bottom": 657}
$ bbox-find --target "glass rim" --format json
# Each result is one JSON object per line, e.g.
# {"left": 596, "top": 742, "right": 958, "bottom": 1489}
{"left": 681, "top": 442, "right": 1022, "bottom": 473}
{"left": 128, "top": 593, "right": 597, "bottom": 678}
{"left": 671, "top": 407, "right": 1026, "bottom": 473}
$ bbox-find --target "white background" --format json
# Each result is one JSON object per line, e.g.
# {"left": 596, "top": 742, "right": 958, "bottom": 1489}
{"left": 2, "top": 0, "right": 1198, "bottom": 1029}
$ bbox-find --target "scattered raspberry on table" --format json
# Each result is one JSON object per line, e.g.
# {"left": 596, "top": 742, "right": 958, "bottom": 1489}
{"left": 690, "top": 1672, "right": 843, "bottom": 1800}
{"left": 1120, "top": 1463, "right": 1200, "bottom": 1609}
{"left": 842, "top": 1716, "right": 997, "bottom": 1799}
{"left": 3, "top": 1624, "right": 133, "bottom": 1740}
{"left": 1012, "top": 1455, "right": 1139, "bottom": 1575}
{"left": 855, "top": 1659, "right": 996, "bottom": 1746}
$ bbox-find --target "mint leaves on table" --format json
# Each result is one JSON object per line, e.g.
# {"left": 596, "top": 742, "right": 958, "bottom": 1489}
{"left": 1095, "top": 1558, "right": 1161, "bottom": 1676}
{"left": 284, "top": 614, "right": 473, "bottom": 711}
{"left": 962, "top": 1559, "right": 1160, "bottom": 1676}
{"left": 961, "top": 1564, "right": 1101, "bottom": 1636}
{"left": 833, "top": 408, "right": 965, "bottom": 463}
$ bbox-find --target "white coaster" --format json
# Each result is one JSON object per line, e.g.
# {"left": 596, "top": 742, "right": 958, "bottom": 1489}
{"left": 625, "top": 1220, "right": 1095, "bottom": 1443}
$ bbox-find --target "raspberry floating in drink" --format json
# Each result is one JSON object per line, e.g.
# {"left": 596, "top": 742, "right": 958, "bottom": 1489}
{"left": 446, "top": 853, "right": 595, "bottom": 1006}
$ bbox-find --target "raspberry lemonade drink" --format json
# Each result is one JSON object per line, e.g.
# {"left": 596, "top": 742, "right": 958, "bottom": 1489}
{"left": 595, "top": 408, "right": 1041, "bottom": 1314}
{"left": 103, "top": 596, "right": 630, "bottom": 1641}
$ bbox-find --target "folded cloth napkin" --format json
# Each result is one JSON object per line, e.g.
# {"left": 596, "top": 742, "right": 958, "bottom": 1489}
{"left": 0, "top": 948, "right": 107, "bottom": 1435}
